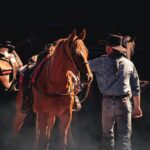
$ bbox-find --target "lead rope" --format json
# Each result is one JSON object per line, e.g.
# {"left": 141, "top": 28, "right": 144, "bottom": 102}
{"left": 80, "top": 82, "right": 92, "bottom": 104}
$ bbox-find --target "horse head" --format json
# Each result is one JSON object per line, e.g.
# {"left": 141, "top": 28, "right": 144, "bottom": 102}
{"left": 125, "top": 36, "right": 136, "bottom": 60}
{"left": 65, "top": 29, "right": 93, "bottom": 84}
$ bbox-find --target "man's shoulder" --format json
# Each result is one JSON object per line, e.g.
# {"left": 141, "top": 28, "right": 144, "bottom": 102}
{"left": 89, "top": 55, "right": 108, "bottom": 62}
{"left": 120, "top": 57, "right": 134, "bottom": 65}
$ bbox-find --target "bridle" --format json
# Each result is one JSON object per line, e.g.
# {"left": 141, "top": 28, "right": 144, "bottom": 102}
{"left": 64, "top": 39, "right": 92, "bottom": 103}
{"left": 62, "top": 39, "right": 92, "bottom": 103}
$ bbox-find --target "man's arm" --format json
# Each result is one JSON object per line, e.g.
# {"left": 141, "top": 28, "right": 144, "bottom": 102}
{"left": 89, "top": 57, "right": 101, "bottom": 73}
{"left": 130, "top": 64, "right": 143, "bottom": 118}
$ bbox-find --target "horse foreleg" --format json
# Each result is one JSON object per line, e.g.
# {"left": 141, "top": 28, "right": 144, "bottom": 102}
{"left": 34, "top": 112, "right": 49, "bottom": 150}
{"left": 58, "top": 110, "right": 72, "bottom": 150}
{"left": 13, "top": 82, "right": 26, "bottom": 137}
{"left": 12, "top": 111, "right": 26, "bottom": 137}
{"left": 41, "top": 114, "right": 55, "bottom": 150}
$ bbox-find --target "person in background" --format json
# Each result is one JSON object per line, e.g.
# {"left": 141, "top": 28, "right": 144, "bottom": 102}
{"left": 0, "top": 40, "right": 23, "bottom": 92}
{"left": 0, "top": 40, "right": 23, "bottom": 68}
{"left": 0, "top": 40, "right": 23, "bottom": 149}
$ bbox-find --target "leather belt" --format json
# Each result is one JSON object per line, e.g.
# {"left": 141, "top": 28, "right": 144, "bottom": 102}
{"left": 103, "top": 94, "right": 129, "bottom": 99}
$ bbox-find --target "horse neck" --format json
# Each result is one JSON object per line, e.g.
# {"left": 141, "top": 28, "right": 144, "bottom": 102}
{"left": 38, "top": 41, "right": 77, "bottom": 87}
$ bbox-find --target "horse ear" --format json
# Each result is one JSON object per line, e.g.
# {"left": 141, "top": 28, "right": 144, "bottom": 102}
{"left": 78, "top": 29, "right": 86, "bottom": 40}
{"left": 69, "top": 29, "right": 76, "bottom": 41}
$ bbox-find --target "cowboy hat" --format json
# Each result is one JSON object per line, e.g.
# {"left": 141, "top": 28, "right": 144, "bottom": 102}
{"left": 99, "top": 34, "right": 129, "bottom": 52}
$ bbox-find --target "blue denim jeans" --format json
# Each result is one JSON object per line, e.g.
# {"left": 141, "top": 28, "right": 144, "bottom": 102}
{"left": 102, "top": 96, "right": 132, "bottom": 150}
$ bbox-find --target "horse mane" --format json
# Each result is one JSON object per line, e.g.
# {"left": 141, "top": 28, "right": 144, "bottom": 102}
{"left": 47, "top": 38, "right": 65, "bottom": 57}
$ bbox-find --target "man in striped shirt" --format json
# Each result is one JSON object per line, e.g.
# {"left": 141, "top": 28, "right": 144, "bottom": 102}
{"left": 89, "top": 34, "right": 143, "bottom": 150}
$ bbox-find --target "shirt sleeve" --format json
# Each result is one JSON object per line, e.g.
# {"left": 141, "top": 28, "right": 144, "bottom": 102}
{"left": 89, "top": 58, "right": 100, "bottom": 73}
{"left": 130, "top": 65, "right": 141, "bottom": 96}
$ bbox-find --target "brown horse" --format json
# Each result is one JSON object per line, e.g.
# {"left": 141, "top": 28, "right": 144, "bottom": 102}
{"left": 13, "top": 29, "right": 93, "bottom": 150}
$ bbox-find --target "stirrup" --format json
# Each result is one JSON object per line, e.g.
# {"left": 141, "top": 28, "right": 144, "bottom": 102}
{"left": 72, "top": 96, "right": 82, "bottom": 112}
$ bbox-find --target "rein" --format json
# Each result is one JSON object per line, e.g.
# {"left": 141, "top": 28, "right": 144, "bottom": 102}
{"left": 34, "top": 41, "right": 79, "bottom": 96}
{"left": 32, "top": 53, "right": 75, "bottom": 96}
{"left": 46, "top": 59, "right": 76, "bottom": 96}
{"left": 34, "top": 39, "right": 91, "bottom": 101}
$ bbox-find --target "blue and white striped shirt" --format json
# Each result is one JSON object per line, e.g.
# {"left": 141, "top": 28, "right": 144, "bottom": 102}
{"left": 89, "top": 55, "right": 140, "bottom": 97}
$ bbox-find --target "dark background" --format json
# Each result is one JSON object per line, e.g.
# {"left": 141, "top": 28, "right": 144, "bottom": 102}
{"left": 0, "top": 1, "right": 150, "bottom": 150}
{"left": 0, "top": 1, "right": 150, "bottom": 80}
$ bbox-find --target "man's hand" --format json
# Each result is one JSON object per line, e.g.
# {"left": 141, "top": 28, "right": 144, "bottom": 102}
{"left": 132, "top": 107, "right": 143, "bottom": 118}
{"left": 133, "top": 95, "right": 142, "bottom": 118}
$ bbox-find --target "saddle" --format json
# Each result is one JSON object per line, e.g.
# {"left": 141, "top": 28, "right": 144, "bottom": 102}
{"left": 21, "top": 49, "right": 83, "bottom": 113}
{"left": 21, "top": 51, "right": 49, "bottom": 113}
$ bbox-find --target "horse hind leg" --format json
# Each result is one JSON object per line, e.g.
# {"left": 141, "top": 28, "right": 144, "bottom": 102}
{"left": 13, "top": 88, "right": 26, "bottom": 137}
{"left": 46, "top": 115, "right": 56, "bottom": 150}
{"left": 13, "top": 111, "right": 26, "bottom": 137}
